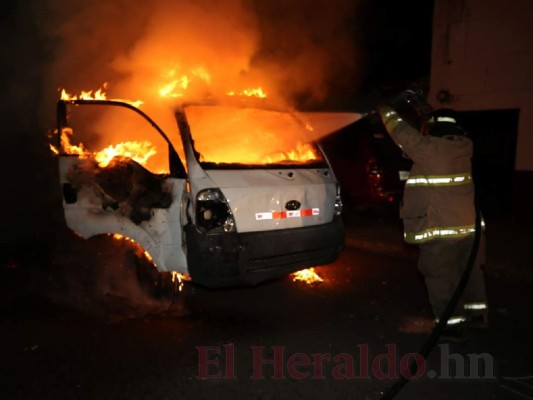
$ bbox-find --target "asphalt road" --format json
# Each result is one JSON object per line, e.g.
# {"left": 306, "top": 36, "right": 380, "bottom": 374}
{"left": 1, "top": 245, "right": 531, "bottom": 400}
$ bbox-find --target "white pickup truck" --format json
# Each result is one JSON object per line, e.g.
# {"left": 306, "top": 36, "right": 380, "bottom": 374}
{"left": 56, "top": 99, "right": 349, "bottom": 287}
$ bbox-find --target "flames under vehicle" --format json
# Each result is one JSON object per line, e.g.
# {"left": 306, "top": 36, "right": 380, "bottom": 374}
{"left": 56, "top": 99, "right": 345, "bottom": 287}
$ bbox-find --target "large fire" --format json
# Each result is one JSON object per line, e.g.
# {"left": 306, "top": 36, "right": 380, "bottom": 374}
{"left": 52, "top": 84, "right": 163, "bottom": 171}
{"left": 182, "top": 104, "right": 322, "bottom": 166}
{"left": 51, "top": 126, "right": 160, "bottom": 172}
{"left": 52, "top": 79, "right": 322, "bottom": 170}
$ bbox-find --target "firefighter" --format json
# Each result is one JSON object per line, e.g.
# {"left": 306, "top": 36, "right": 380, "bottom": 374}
{"left": 378, "top": 96, "right": 488, "bottom": 332}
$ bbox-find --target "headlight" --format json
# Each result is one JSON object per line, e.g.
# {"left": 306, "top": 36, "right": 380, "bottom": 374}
{"left": 196, "top": 189, "right": 236, "bottom": 233}
{"left": 334, "top": 184, "right": 343, "bottom": 216}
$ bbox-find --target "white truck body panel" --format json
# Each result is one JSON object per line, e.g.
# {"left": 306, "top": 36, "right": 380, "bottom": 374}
{"left": 204, "top": 169, "right": 336, "bottom": 233}
{"left": 56, "top": 100, "right": 352, "bottom": 286}
{"left": 59, "top": 156, "right": 188, "bottom": 272}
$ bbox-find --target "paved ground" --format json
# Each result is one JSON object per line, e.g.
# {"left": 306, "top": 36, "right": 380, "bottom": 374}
{"left": 0, "top": 256, "right": 485, "bottom": 399}
{"left": 2, "top": 221, "right": 532, "bottom": 399}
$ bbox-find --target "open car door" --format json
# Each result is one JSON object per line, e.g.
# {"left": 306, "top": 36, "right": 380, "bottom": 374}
{"left": 55, "top": 100, "right": 189, "bottom": 273}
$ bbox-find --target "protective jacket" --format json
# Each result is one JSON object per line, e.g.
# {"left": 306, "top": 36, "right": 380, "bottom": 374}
{"left": 378, "top": 106, "right": 477, "bottom": 244}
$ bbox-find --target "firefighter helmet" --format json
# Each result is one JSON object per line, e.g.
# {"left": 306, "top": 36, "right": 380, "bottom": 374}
{"left": 424, "top": 108, "right": 469, "bottom": 138}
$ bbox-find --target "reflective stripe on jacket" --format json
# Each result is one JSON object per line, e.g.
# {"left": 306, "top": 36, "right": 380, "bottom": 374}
{"left": 405, "top": 173, "right": 472, "bottom": 187}
{"left": 404, "top": 220, "right": 485, "bottom": 244}
{"left": 378, "top": 105, "right": 477, "bottom": 244}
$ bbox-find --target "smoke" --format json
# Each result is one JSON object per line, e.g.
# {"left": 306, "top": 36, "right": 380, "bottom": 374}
{"left": 111, "top": 0, "right": 260, "bottom": 98}
{"left": 34, "top": 0, "right": 155, "bottom": 127}
{"left": 249, "top": 0, "right": 361, "bottom": 107}
{"left": 32, "top": 0, "right": 363, "bottom": 163}
{"left": 35, "top": 0, "right": 361, "bottom": 115}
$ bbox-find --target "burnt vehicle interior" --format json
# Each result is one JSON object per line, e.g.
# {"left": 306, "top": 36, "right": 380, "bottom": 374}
{"left": 176, "top": 104, "right": 329, "bottom": 170}
{"left": 57, "top": 100, "right": 187, "bottom": 176}
{"left": 66, "top": 157, "right": 172, "bottom": 225}
{"left": 56, "top": 100, "right": 186, "bottom": 225}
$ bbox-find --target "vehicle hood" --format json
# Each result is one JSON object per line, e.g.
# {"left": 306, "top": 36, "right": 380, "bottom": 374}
{"left": 205, "top": 168, "right": 337, "bottom": 233}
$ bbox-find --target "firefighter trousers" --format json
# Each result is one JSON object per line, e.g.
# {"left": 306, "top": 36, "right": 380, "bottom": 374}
{"left": 417, "top": 235, "right": 488, "bottom": 322}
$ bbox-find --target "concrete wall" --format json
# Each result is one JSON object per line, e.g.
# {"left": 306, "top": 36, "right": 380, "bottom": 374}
{"left": 429, "top": 0, "right": 533, "bottom": 171}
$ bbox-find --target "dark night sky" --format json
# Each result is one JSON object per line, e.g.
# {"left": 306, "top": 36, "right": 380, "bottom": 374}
{"left": 359, "top": 0, "right": 434, "bottom": 83}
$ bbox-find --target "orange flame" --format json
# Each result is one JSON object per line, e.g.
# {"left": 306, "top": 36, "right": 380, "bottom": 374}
{"left": 226, "top": 87, "right": 267, "bottom": 98}
{"left": 170, "top": 271, "right": 191, "bottom": 292}
{"left": 50, "top": 127, "right": 87, "bottom": 158}
{"left": 291, "top": 268, "right": 324, "bottom": 284}
{"left": 159, "top": 67, "right": 211, "bottom": 98}
{"left": 60, "top": 83, "right": 144, "bottom": 108}
{"left": 184, "top": 105, "right": 321, "bottom": 165}
{"left": 263, "top": 142, "right": 319, "bottom": 164}
{"left": 112, "top": 234, "right": 154, "bottom": 264}
{"left": 51, "top": 127, "right": 160, "bottom": 171}
{"left": 94, "top": 141, "right": 157, "bottom": 168}
{"left": 53, "top": 82, "right": 318, "bottom": 170}
{"left": 111, "top": 234, "right": 190, "bottom": 293}
{"left": 157, "top": 67, "right": 267, "bottom": 100}
{"left": 53, "top": 85, "right": 164, "bottom": 171}
{"left": 60, "top": 87, "right": 107, "bottom": 101}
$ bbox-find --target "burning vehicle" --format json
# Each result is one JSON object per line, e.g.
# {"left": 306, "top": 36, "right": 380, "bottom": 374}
{"left": 53, "top": 91, "right": 354, "bottom": 288}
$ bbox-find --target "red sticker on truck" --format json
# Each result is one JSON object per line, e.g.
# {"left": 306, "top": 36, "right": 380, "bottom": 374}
{"left": 255, "top": 208, "right": 319, "bottom": 220}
